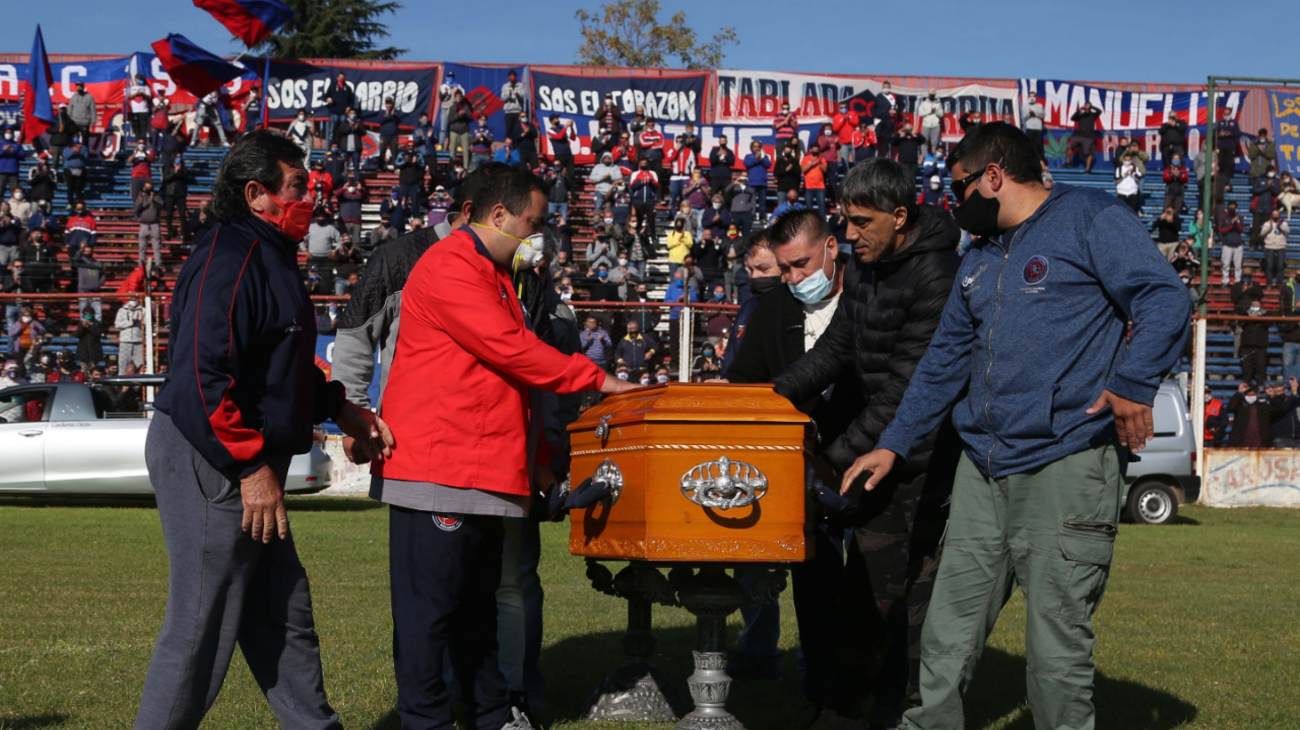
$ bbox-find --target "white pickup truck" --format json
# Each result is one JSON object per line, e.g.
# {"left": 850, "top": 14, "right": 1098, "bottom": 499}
{"left": 0, "top": 376, "right": 331, "bottom": 495}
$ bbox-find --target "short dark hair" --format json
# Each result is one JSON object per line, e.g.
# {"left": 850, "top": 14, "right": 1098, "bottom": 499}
{"left": 840, "top": 158, "right": 918, "bottom": 221}
{"left": 469, "top": 165, "right": 546, "bottom": 223}
{"left": 949, "top": 121, "right": 1042, "bottom": 185}
{"left": 743, "top": 227, "right": 772, "bottom": 260}
{"left": 210, "top": 130, "right": 305, "bottom": 222}
{"left": 769, "top": 209, "right": 828, "bottom": 247}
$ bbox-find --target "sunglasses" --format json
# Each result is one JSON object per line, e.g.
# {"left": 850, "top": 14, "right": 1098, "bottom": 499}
{"left": 950, "top": 166, "right": 989, "bottom": 201}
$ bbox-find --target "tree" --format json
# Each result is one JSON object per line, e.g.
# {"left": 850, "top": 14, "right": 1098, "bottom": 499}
{"left": 574, "top": 0, "right": 737, "bottom": 69}
{"left": 255, "top": 0, "right": 404, "bottom": 60}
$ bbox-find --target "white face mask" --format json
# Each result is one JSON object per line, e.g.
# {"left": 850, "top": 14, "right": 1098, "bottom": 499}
{"left": 616, "top": 371, "right": 629, "bottom": 381}
{"left": 21, "top": 315, "right": 32, "bottom": 323}
{"left": 1245, "top": 395, "right": 1258, "bottom": 404}
{"left": 656, "top": 374, "right": 670, "bottom": 384}
{"left": 618, "top": 258, "right": 628, "bottom": 266}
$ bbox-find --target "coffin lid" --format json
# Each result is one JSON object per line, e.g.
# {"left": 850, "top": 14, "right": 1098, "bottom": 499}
{"left": 568, "top": 382, "right": 810, "bottom": 432}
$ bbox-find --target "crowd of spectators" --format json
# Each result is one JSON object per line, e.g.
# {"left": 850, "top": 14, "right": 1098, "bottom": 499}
{"left": 2, "top": 74, "right": 1299, "bottom": 441}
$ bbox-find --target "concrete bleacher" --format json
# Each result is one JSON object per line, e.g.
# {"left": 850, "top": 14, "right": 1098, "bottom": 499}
{"left": 5, "top": 139, "right": 1297, "bottom": 398}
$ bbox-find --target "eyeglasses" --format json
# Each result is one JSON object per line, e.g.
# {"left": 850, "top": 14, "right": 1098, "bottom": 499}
{"left": 950, "top": 166, "right": 988, "bottom": 201}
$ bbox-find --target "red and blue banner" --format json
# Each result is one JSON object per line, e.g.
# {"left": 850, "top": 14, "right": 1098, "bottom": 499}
{"left": 530, "top": 67, "right": 709, "bottom": 159}
{"left": 151, "top": 34, "right": 247, "bottom": 98}
{"left": 1269, "top": 90, "right": 1300, "bottom": 176}
{"left": 263, "top": 59, "right": 437, "bottom": 127}
{"left": 439, "top": 62, "right": 521, "bottom": 140}
{"left": 20, "top": 25, "right": 54, "bottom": 141}
{"left": 1018, "top": 78, "right": 1251, "bottom": 167}
{"left": 193, "top": 0, "right": 292, "bottom": 48}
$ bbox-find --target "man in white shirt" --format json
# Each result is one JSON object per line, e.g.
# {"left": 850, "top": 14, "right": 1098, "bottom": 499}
{"left": 917, "top": 91, "right": 944, "bottom": 152}
{"left": 127, "top": 75, "right": 154, "bottom": 142}
{"left": 1023, "top": 94, "right": 1046, "bottom": 160}
{"left": 438, "top": 71, "right": 465, "bottom": 149}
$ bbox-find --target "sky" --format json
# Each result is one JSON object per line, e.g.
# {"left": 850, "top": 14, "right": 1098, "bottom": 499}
{"left": 4, "top": 0, "right": 1292, "bottom": 85}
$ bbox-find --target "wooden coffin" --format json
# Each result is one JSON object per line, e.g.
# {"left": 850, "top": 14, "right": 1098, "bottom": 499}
{"left": 566, "top": 383, "right": 810, "bottom": 563}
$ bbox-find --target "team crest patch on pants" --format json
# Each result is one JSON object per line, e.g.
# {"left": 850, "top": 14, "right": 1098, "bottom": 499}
{"left": 433, "top": 514, "right": 463, "bottom": 532}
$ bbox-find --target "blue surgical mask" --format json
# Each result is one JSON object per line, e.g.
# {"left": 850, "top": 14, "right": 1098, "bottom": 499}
{"left": 788, "top": 243, "right": 836, "bottom": 305}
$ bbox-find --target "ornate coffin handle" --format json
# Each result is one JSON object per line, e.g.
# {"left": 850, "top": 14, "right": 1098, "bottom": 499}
{"left": 593, "top": 458, "right": 623, "bottom": 505}
{"left": 595, "top": 415, "right": 612, "bottom": 443}
{"left": 680, "top": 455, "right": 768, "bottom": 511}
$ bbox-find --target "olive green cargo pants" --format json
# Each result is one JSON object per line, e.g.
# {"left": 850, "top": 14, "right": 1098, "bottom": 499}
{"left": 902, "top": 444, "right": 1122, "bottom": 730}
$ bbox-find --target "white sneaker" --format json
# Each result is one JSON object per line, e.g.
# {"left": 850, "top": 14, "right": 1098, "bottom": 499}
{"left": 500, "top": 706, "right": 537, "bottom": 730}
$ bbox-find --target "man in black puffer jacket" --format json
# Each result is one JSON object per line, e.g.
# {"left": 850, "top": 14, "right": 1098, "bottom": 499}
{"left": 773, "top": 158, "right": 962, "bottom": 728}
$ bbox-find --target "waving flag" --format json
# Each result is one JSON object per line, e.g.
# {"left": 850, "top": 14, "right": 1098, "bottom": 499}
{"left": 193, "top": 0, "right": 292, "bottom": 47}
{"left": 21, "top": 25, "right": 55, "bottom": 141}
{"left": 151, "top": 34, "right": 246, "bottom": 97}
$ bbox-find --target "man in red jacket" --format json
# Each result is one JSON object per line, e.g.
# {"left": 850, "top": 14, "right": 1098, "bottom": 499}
{"left": 374, "top": 166, "right": 635, "bottom": 729}
{"left": 832, "top": 101, "right": 860, "bottom": 171}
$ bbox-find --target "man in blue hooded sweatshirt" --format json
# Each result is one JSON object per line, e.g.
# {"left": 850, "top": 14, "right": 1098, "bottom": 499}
{"left": 843, "top": 122, "right": 1190, "bottom": 730}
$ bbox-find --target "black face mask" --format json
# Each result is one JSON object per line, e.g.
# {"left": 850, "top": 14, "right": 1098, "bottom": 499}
{"left": 750, "top": 275, "right": 781, "bottom": 295}
{"left": 954, "top": 190, "right": 1002, "bottom": 238}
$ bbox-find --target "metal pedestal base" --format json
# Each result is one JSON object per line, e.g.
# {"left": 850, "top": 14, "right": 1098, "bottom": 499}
{"left": 585, "top": 661, "right": 679, "bottom": 723}
{"left": 584, "top": 560, "right": 787, "bottom": 729}
{"left": 584, "top": 561, "right": 681, "bottom": 723}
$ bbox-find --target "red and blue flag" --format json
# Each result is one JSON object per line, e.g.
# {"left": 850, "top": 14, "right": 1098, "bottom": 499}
{"left": 21, "top": 25, "right": 55, "bottom": 141}
{"left": 193, "top": 0, "right": 292, "bottom": 47}
{"left": 151, "top": 34, "right": 246, "bottom": 97}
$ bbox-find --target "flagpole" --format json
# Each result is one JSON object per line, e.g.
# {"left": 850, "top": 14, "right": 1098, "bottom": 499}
{"left": 261, "top": 55, "right": 271, "bottom": 129}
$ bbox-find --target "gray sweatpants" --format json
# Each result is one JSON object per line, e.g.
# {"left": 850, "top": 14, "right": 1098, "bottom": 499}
{"left": 135, "top": 412, "right": 340, "bottom": 730}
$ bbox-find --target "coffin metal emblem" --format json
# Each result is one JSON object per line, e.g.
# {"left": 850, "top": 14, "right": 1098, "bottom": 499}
{"left": 680, "top": 456, "right": 768, "bottom": 510}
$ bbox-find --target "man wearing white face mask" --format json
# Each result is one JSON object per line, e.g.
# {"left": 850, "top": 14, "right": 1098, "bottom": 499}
{"left": 772, "top": 160, "right": 963, "bottom": 727}
{"left": 374, "top": 166, "right": 636, "bottom": 730}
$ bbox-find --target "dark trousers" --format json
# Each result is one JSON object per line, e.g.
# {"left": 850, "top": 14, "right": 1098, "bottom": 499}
{"left": 791, "top": 524, "right": 848, "bottom": 705}
{"left": 378, "top": 134, "right": 399, "bottom": 168}
{"left": 131, "top": 112, "right": 151, "bottom": 141}
{"left": 827, "top": 471, "right": 941, "bottom": 725}
{"left": 1217, "top": 148, "right": 1236, "bottom": 180}
{"left": 66, "top": 174, "right": 86, "bottom": 204}
{"left": 1119, "top": 193, "right": 1142, "bottom": 213}
{"left": 389, "top": 506, "right": 510, "bottom": 730}
{"left": 505, "top": 113, "right": 522, "bottom": 142}
{"left": 135, "top": 413, "right": 339, "bottom": 730}
{"left": 1241, "top": 347, "right": 1268, "bottom": 384}
{"left": 1264, "top": 249, "right": 1287, "bottom": 285}
{"left": 634, "top": 202, "right": 657, "bottom": 241}
{"left": 162, "top": 195, "right": 185, "bottom": 236}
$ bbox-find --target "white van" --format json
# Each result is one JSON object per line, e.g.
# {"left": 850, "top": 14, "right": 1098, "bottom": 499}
{"left": 1122, "top": 380, "right": 1199, "bottom": 525}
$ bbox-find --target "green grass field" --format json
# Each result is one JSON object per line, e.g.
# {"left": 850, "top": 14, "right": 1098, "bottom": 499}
{"left": 0, "top": 500, "right": 1297, "bottom": 729}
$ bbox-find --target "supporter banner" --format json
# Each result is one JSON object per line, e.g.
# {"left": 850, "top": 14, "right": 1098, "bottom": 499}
{"left": 531, "top": 69, "right": 708, "bottom": 157}
{"left": 1202, "top": 449, "right": 1300, "bottom": 508}
{"left": 0, "top": 53, "right": 259, "bottom": 138}
{"left": 1019, "top": 78, "right": 1250, "bottom": 167}
{"left": 263, "top": 60, "right": 437, "bottom": 127}
{"left": 0, "top": 101, "right": 19, "bottom": 129}
{"left": 716, "top": 69, "right": 1018, "bottom": 142}
{"left": 439, "top": 62, "right": 521, "bottom": 140}
{"left": 1269, "top": 90, "right": 1300, "bottom": 176}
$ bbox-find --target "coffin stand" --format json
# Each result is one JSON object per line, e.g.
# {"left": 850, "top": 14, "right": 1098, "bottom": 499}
{"left": 567, "top": 383, "right": 809, "bottom": 730}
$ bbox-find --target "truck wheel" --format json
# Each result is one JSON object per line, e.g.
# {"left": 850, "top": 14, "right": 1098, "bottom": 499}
{"left": 1126, "top": 481, "right": 1178, "bottom": 525}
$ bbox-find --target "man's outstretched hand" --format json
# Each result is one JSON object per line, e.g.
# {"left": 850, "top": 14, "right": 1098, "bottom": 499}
{"left": 337, "top": 401, "right": 395, "bottom": 464}
{"left": 839, "top": 449, "right": 897, "bottom": 495}
{"left": 1086, "top": 389, "right": 1153, "bottom": 452}
{"left": 600, "top": 374, "right": 640, "bottom": 394}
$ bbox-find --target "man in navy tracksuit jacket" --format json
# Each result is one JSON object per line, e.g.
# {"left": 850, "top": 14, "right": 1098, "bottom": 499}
{"left": 846, "top": 123, "right": 1191, "bottom": 730}
{"left": 137, "top": 130, "right": 392, "bottom": 729}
